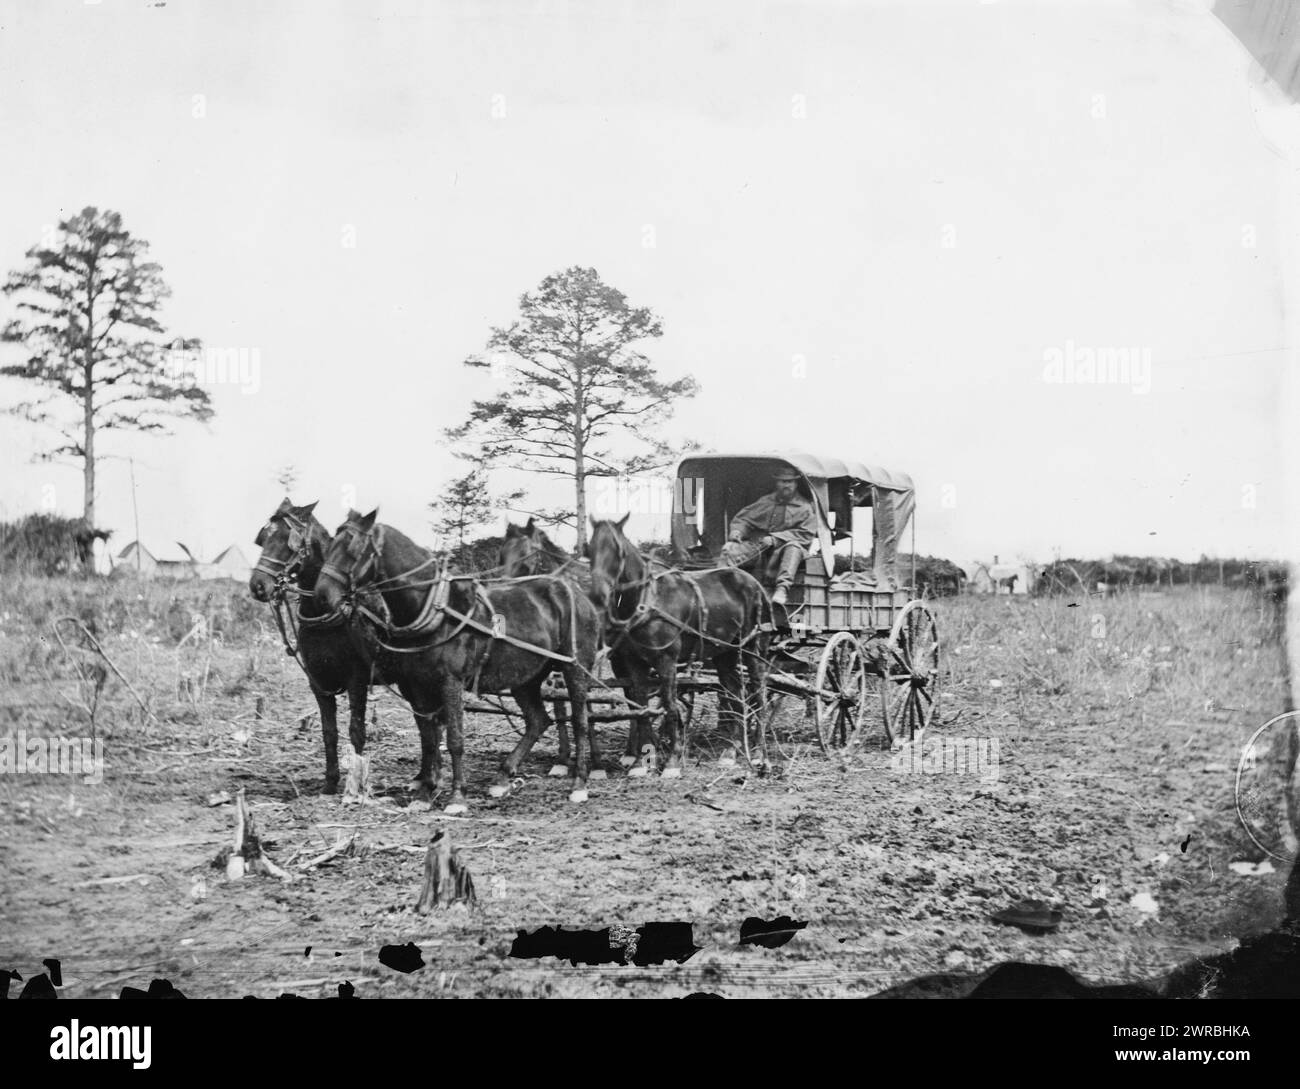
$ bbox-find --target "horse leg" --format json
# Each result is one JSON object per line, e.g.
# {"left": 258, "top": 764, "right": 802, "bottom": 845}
{"left": 561, "top": 662, "right": 592, "bottom": 801}
{"left": 552, "top": 683, "right": 572, "bottom": 778}
{"left": 715, "top": 650, "right": 744, "bottom": 765}
{"left": 342, "top": 675, "right": 371, "bottom": 801}
{"left": 570, "top": 661, "right": 604, "bottom": 780}
{"left": 659, "top": 650, "right": 686, "bottom": 778}
{"left": 490, "top": 680, "right": 552, "bottom": 798}
{"left": 314, "top": 688, "right": 340, "bottom": 794}
{"left": 612, "top": 649, "right": 643, "bottom": 767}
{"left": 744, "top": 634, "right": 771, "bottom": 767}
{"left": 442, "top": 676, "right": 469, "bottom": 815}
{"left": 616, "top": 652, "right": 660, "bottom": 770}
{"left": 410, "top": 704, "right": 443, "bottom": 807}
{"left": 624, "top": 662, "right": 657, "bottom": 777}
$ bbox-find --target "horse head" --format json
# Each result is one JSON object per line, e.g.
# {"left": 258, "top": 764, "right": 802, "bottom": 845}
{"left": 315, "top": 508, "right": 382, "bottom": 612}
{"left": 500, "top": 516, "right": 540, "bottom": 577}
{"left": 586, "top": 513, "right": 637, "bottom": 610}
{"left": 500, "top": 516, "right": 569, "bottom": 578}
{"left": 250, "top": 498, "right": 321, "bottom": 602}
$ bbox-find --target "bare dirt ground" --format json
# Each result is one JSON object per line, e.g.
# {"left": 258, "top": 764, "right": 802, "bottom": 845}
{"left": 1, "top": 580, "right": 1292, "bottom": 997}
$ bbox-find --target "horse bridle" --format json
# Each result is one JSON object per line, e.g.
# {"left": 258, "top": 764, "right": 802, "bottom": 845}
{"left": 509, "top": 539, "right": 547, "bottom": 577}
{"left": 254, "top": 514, "right": 312, "bottom": 599}
{"left": 509, "top": 536, "right": 581, "bottom": 580}
{"left": 593, "top": 525, "right": 727, "bottom": 658}
{"left": 318, "top": 520, "right": 387, "bottom": 598}
{"left": 321, "top": 520, "right": 453, "bottom": 604}
{"left": 592, "top": 526, "right": 657, "bottom": 620}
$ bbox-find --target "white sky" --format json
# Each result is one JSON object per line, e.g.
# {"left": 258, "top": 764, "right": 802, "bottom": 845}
{"left": 0, "top": 0, "right": 1292, "bottom": 566}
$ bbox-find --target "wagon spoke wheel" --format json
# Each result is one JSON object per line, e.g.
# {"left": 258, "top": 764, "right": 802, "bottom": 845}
{"left": 882, "top": 601, "right": 940, "bottom": 747}
{"left": 814, "top": 631, "right": 870, "bottom": 755}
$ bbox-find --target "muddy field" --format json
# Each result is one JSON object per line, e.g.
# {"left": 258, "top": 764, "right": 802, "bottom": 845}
{"left": 0, "top": 578, "right": 1293, "bottom": 998}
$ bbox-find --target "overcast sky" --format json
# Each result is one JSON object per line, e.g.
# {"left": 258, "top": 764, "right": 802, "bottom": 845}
{"left": 0, "top": 0, "right": 1292, "bottom": 567}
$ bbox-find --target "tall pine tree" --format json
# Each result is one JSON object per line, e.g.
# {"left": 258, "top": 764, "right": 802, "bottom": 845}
{"left": 2, "top": 207, "right": 211, "bottom": 527}
{"left": 446, "top": 266, "right": 696, "bottom": 550}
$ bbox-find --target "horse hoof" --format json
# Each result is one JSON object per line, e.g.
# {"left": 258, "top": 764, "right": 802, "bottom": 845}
{"left": 408, "top": 799, "right": 433, "bottom": 813}
{"left": 662, "top": 766, "right": 682, "bottom": 780}
{"left": 548, "top": 764, "right": 568, "bottom": 778}
{"left": 569, "top": 788, "right": 589, "bottom": 804}
{"left": 627, "top": 766, "right": 649, "bottom": 779}
{"left": 619, "top": 756, "right": 637, "bottom": 769}
{"left": 588, "top": 770, "right": 607, "bottom": 781}
{"left": 487, "top": 784, "right": 509, "bottom": 799}
{"left": 718, "top": 755, "right": 737, "bottom": 768}
{"left": 444, "top": 802, "right": 468, "bottom": 816}
{"left": 340, "top": 793, "right": 362, "bottom": 807}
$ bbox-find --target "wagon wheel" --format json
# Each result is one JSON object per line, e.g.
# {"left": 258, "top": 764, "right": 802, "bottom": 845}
{"left": 813, "top": 631, "right": 871, "bottom": 754}
{"left": 882, "top": 601, "right": 940, "bottom": 746}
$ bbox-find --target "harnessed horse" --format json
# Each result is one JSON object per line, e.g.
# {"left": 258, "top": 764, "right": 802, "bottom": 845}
{"left": 249, "top": 499, "right": 397, "bottom": 796}
{"left": 500, "top": 518, "right": 657, "bottom": 768}
{"left": 315, "top": 509, "right": 602, "bottom": 812}
{"left": 586, "top": 515, "right": 772, "bottom": 773}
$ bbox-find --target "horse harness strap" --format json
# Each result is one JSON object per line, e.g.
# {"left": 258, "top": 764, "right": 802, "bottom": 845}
{"left": 441, "top": 595, "right": 577, "bottom": 664}
{"left": 269, "top": 591, "right": 347, "bottom": 696}
{"left": 607, "top": 568, "right": 762, "bottom": 655}
{"left": 354, "top": 577, "right": 577, "bottom": 665}
{"left": 271, "top": 595, "right": 299, "bottom": 658}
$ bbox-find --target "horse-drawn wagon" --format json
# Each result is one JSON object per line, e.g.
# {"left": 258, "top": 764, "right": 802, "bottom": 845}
{"left": 662, "top": 451, "right": 940, "bottom": 755}
{"left": 250, "top": 449, "right": 940, "bottom": 807}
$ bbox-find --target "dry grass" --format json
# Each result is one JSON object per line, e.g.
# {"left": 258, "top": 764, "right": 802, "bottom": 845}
{"left": 0, "top": 577, "right": 1292, "bottom": 997}
{"left": 938, "top": 586, "right": 1286, "bottom": 730}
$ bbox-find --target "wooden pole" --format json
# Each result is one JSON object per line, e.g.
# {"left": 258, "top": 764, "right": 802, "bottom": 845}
{"left": 910, "top": 498, "right": 916, "bottom": 591}
{"left": 129, "top": 457, "right": 141, "bottom": 573}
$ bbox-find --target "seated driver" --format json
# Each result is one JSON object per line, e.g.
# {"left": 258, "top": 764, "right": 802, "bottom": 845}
{"left": 719, "top": 466, "right": 817, "bottom": 606}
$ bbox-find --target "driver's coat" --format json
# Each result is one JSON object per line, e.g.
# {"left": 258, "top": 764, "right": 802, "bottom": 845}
{"left": 728, "top": 491, "right": 818, "bottom": 548}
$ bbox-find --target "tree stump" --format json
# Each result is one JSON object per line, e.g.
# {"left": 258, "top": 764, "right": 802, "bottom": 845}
{"left": 415, "top": 830, "right": 476, "bottom": 913}
{"left": 220, "top": 787, "right": 293, "bottom": 882}
{"left": 342, "top": 747, "right": 371, "bottom": 805}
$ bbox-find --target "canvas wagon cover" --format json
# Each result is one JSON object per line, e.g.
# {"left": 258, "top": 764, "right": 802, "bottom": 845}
{"left": 671, "top": 451, "right": 916, "bottom": 582}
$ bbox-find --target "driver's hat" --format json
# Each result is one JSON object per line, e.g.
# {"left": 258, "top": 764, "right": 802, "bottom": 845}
{"left": 772, "top": 466, "right": 801, "bottom": 482}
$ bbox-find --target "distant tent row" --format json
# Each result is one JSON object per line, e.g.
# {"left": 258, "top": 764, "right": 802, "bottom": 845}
{"left": 114, "top": 541, "right": 252, "bottom": 581}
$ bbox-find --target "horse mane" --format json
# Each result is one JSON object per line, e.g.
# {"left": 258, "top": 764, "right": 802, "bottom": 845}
{"left": 533, "top": 525, "right": 568, "bottom": 563}
{"left": 370, "top": 521, "right": 436, "bottom": 571}
{"left": 302, "top": 513, "right": 331, "bottom": 557}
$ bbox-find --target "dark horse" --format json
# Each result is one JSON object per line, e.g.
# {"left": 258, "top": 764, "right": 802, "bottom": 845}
{"left": 586, "top": 515, "right": 772, "bottom": 773}
{"left": 499, "top": 517, "right": 647, "bottom": 768}
{"left": 315, "top": 510, "right": 602, "bottom": 812}
{"left": 249, "top": 498, "right": 399, "bottom": 796}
